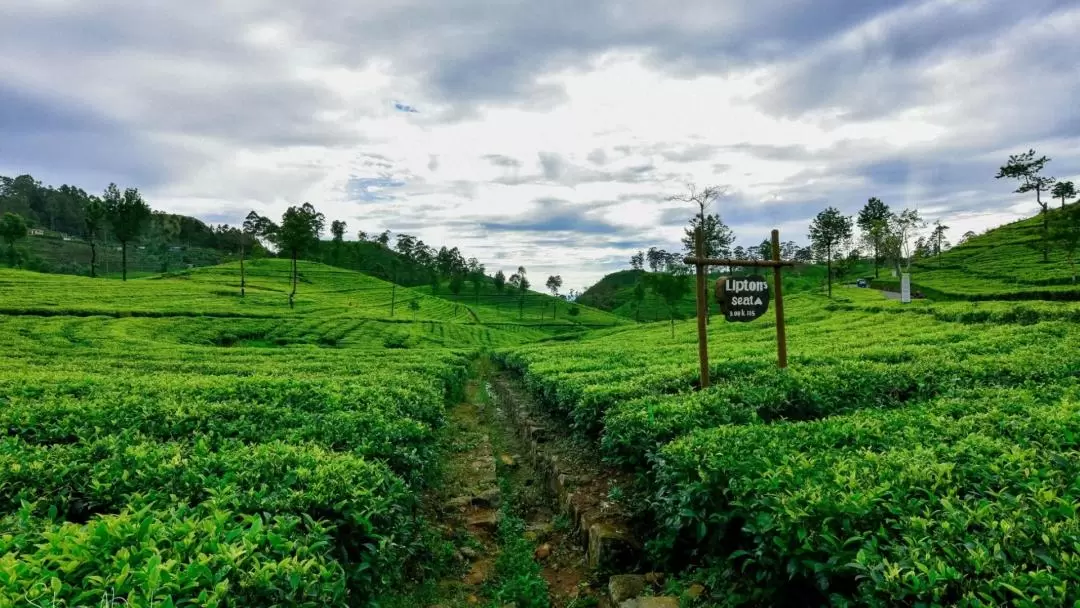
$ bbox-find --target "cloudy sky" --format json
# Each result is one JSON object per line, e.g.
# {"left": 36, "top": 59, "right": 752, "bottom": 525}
{"left": 3, "top": 0, "right": 1078, "bottom": 290}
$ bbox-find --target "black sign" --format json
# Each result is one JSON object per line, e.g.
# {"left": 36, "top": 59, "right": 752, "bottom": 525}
{"left": 715, "top": 275, "right": 770, "bottom": 322}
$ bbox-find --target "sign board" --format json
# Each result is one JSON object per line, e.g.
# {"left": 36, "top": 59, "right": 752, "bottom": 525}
{"left": 715, "top": 275, "right": 770, "bottom": 322}
{"left": 900, "top": 273, "right": 911, "bottom": 304}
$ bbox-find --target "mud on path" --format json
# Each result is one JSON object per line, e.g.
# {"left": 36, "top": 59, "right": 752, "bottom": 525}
{"left": 419, "top": 361, "right": 601, "bottom": 607}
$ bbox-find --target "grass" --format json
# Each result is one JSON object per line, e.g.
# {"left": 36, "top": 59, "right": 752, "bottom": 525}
{"left": 872, "top": 206, "right": 1080, "bottom": 300}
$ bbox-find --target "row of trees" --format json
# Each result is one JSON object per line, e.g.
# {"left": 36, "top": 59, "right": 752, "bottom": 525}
{"left": 2, "top": 183, "right": 153, "bottom": 280}
{"left": 1, "top": 174, "right": 573, "bottom": 314}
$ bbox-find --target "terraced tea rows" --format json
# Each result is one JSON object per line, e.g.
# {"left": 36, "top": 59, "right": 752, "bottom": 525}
{"left": 0, "top": 262, "right": 497, "bottom": 606}
{"left": 496, "top": 289, "right": 1080, "bottom": 604}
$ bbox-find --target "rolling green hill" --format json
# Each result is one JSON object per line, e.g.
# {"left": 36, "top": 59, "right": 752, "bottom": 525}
{"left": 579, "top": 261, "right": 873, "bottom": 321}
{"left": 871, "top": 206, "right": 1080, "bottom": 300}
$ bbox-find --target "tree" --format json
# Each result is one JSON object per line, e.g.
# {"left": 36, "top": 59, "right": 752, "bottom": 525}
{"left": 630, "top": 251, "right": 645, "bottom": 271}
{"left": 996, "top": 149, "right": 1055, "bottom": 261}
{"left": 654, "top": 269, "right": 691, "bottom": 337}
{"left": 103, "top": 183, "right": 151, "bottom": 281}
{"left": 632, "top": 279, "right": 646, "bottom": 322}
{"left": 395, "top": 233, "right": 416, "bottom": 258}
{"left": 958, "top": 230, "right": 977, "bottom": 245}
{"left": 856, "top": 197, "right": 891, "bottom": 278}
{"left": 1052, "top": 181, "right": 1077, "bottom": 209}
{"left": 448, "top": 272, "right": 465, "bottom": 298}
{"left": 468, "top": 259, "right": 486, "bottom": 305}
{"left": 808, "top": 206, "right": 853, "bottom": 297}
{"left": 1050, "top": 204, "right": 1080, "bottom": 282}
{"left": 147, "top": 212, "right": 181, "bottom": 273}
{"left": 732, "top": 245, "right": 746, "bottom": 260}
{"left": 929, "top": 220, "right": 950, "bottom": 256}
{"left": 757, "top": 238, "right": 772, "bottom": 261}
{"left": 331, "top": 220, "right": 347, "bottom": 242}
{"left": 493, "top": 270, "right": 506, "bottom": 297}
{"left": 545, "top": 275, "right": 563, "bottom": 319}
{"left": 408, "top": 298, "right": 421, "bottom": 320}
{"left": 269, "top": 202, "right": 325, "bottom": 308}
{"left": 670, "top": 185, "right": 729, "bottom": 284}
{"left": 780, "top": 241, "right": 798, "bottom": 261}
{"left": 881, "top": 208, "right": 925, "bottom": 276}
{"left": 513, "top": 266, "right": 529, "bottom": 320}
{"left": 680, "top": 214, "right": 734, "bottom": 260}
{"left": 376, "top": 230, "right": 391, "bottom": 247}
{"left": 646, "top": 247, "right": 666, "bottom": 272}
{"left": 83, "top": 197, "right": 106, "bottom": 277}
{"left": 0, "top": 212, "right": 27, "bottom": 267}
{"left": 240, "top": 211, "right": 271, "bottom": 297}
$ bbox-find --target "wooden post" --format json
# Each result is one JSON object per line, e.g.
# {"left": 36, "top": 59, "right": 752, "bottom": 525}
{"left": 695, "top": 227, "right": 710, "bottom": 388}
{"left": 771, "top": 229, "right": 788, "bottom": 369}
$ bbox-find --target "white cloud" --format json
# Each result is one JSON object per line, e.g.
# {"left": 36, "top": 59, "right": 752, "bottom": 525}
{"left": 2, "top": 0, "right": 1078, "bottom": 292}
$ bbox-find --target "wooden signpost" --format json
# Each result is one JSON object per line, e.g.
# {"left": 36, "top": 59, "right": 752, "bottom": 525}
{"left": 684, "top": 228, "right": 794, "bottom": 388}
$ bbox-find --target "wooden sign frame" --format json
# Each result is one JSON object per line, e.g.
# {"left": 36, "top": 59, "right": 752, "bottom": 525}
{"left": 684, "top": 228, "right": 794, "bottom": 388}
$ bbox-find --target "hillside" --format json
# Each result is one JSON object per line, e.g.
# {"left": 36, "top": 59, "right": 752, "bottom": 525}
{"left": 579, "top": 261, "right": 873, "bottom": 320}
{"left": 872, "top": 206, "right": 1080, "bottom": 300}
{"left": 0, "top": 259, "right": 623, "bottom": 344}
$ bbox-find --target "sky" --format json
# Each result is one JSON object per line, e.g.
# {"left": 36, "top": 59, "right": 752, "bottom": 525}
{"left": 2, "top": 0, "right": 1079, "bottom": 292}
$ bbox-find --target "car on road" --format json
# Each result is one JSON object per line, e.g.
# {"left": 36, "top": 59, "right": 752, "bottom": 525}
{"left": 856, "top": 279, "right": 869, "bottom": 288}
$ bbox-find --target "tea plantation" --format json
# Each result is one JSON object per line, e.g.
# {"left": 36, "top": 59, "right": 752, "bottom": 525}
{"left": 497, "top": 289, "right": 1080, "bottom": 606}
{"left": 3, "top": 252, "right": 1080, "bottom": 606}
{"left": 0, "top": 260, "right": 601, "bottom": 606}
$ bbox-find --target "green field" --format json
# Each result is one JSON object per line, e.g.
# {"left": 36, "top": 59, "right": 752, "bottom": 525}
{"left": 4, "top": 228, "right": 1080, "bottom": 606}
{"left": 872, "top": 208, "right": 1080, "bottom": 300}
{"left": 496, "top": 286, "right": 1080, "bottom": 605}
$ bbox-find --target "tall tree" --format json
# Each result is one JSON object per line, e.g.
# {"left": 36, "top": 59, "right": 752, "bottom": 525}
{"left": 1051, "top": 203, "right": 1080, "bottom": 283}
{"left": 329, "top": 220, "right": 347, "bottom": 265}
{"left": 103, "top": 183, "right": 151, "bottom": 281}
{"left": 808, "top": 206, "right": 853, "bottom": 297}
{"left": 856, "top": 197, "right": 891, "bottom": 278}
{"left": 929, "top": 220, "right": 950, "bottom": 256}
{"left": 515, "top": 266, "right": 529, "bottom": 320}
{"left": 632, "top": 280, "right": 646, "bottom": 322}
{"left": 330, "top": 220, "right": 347, "bottom": 242}
{"left": 545, "top": 275, "right": 563, "bottom": 319}
{"left": 780, "top": 241, "right": 798, "bottom": 261}
{"left": 996, "top": 149, "right": 1055, "bottom": 261}
{"left": 629, "top": 251, "right": 645, "bottom": 271}
{"left": 0, "top": 212, "right": 28, "bottom": 267}
{"left": 269, "top": 202, "right": 325, "bottom": 308}
{"left": 493, "top": 270, "right": 506, "bottom": 298}
{"left": 882, "top": 209, "right": 925, "bottom": 276}
{"left": 646, "top": 247, "right": 666, "bottom": 272}
{"left": 1052, "top": 181, "right": 1077, "bottom": 209}
{"left": 468, "top": 259, "right": 486, "bottom": 305}
{"left": 240, "top": 211, "right": 270, "bottom": 297}
{"left": 680, "top": 213, "right": 735, "bottom": 259}
{"left": 757, "top": 238, "right": 772, "bottom": 261}
{"left": 147, "top": 212, "right": 181, "bottom": 273}
{"left": 654, "top": 269, "right": 691, "bottom": 337}
{"left": 83, "top": 197, "right": 106, "bottom": 278}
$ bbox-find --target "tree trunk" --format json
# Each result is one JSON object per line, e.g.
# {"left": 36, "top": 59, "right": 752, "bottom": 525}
{"left": 670, "top": 314, "right": 675, "bottom": 338}
{"left": 289, "top": 252, "right": 297, "bottom": 309}
{"left": 240, "top": 240, "right": 246, "bottom": 297}
{"left": 391, "top": 283, "right": 396, "bottom": 316}
{"left": 122, "top": 241, "right": 127, "bottom": 281}
{"left": 1039, "top": 187, "right": 1049, "bottom": 262}
{"left": 89, "top": 238, "right": 97, "bottom": 278}
{"left": 826, "top": 244, "right": 832, "bottom": 297}
{"left": 873, "top": 242, "right": 879, "bottom": 278}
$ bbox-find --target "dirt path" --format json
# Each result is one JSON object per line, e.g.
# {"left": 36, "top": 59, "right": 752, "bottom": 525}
{"left": 411, "top": 361, "right": 596, "bottom": 607}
